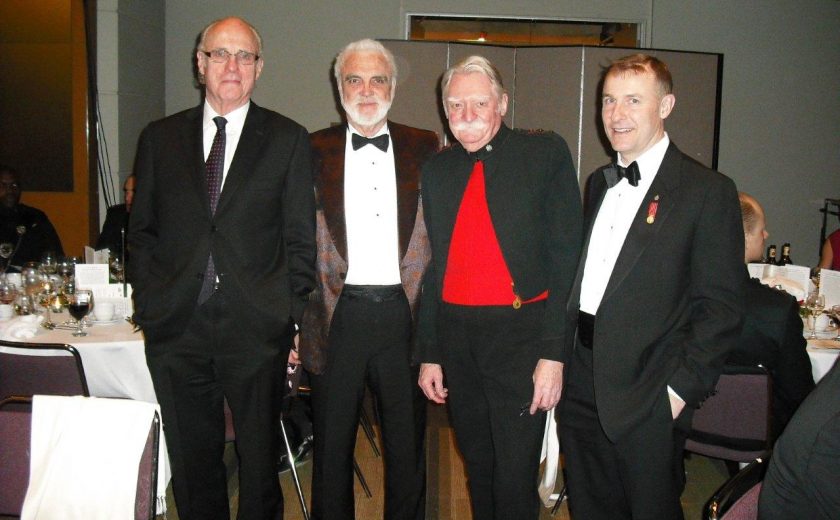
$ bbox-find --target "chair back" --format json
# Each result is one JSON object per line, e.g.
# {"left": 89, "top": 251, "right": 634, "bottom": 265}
{"left": 705, "top": 457, "right": 767, "bottom": 520}
{"left": 0, "top": 397, "right": 33, "bottom": 515}
{"left": 685, "top": 365, "right": 772, "bottom": 462}
{"left": 135, "top": 411, "right": 161, "bottom": 520}
{"left": 0, "top": 340, "right": 90, "bottom": 399}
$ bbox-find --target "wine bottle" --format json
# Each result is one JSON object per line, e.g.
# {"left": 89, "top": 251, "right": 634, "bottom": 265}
{"left": 765, "top": 244, "right": 778, "bottom": 265}
{"left": 778, "top": 243, "right": 793, "bottom": 265}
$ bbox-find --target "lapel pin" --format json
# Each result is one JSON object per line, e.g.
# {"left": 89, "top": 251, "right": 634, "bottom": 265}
{"left": 646, "top": 195, "right": 660, "bottom": 224}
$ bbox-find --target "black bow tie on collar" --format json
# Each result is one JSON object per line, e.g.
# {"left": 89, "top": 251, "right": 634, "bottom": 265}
{"left": 604, "top": 161, "right": 641, "bottom": 188}
{"left": 351, "top": 133, "right": 389, "bottom": 152}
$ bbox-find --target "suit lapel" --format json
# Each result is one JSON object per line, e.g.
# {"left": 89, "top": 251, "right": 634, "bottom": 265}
{"left": 390, "top": 122, "right": 420, "bottom": 259}
{"left": 314, "top": 126, "right": 349, "bottom": 261}
{"left": 215, "top": 103, "right": 267, "bottom": 216}
{"left": 600, "top": 144, "right": 683, "bottom": 303}
{"left": 184, "top": 107, "right": 210, "bottom": 215}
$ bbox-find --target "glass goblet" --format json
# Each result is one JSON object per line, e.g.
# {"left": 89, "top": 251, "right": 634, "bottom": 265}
{"left": 805, "top": 293, "right": 826, "bottom": 340}
{"left": 68, "top": 290, "right": 93, "bottom": 337}
{"left": 40, "top": 251, "right": 57, "bottom": 275}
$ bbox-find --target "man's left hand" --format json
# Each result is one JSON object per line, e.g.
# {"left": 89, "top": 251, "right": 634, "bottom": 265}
{"left": 529, "top": 359, "right": 564, "bottom": 415}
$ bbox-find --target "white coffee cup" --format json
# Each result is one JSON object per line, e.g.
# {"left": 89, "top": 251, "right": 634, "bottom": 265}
{"left": 0, "top": 304, "right": 13, "bottom": 319}
{"left": 94, "top": 302, "right": 115, "bottom": 321}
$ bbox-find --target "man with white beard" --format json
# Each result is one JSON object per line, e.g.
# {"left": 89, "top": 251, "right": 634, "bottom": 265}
{"left": 298, "top": 39, "right": 438, "bottom": 520}
{"left": 417, "top": 55, "right": 582, "bottom": 519}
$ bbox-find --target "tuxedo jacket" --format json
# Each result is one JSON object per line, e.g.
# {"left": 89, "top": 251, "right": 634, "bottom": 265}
{"left": 728, "top": 272, "right": 814, "bottom": 435}
{"left": 418, "top": 124, "right": 583, "bottom": 363}
{"left": 298, "top": 121, "right": 439, "bottom": 374}
{"left": 564, "top": 142, "right": 744, "bottom": 442}
{"left": 129, "top": 103, "right": 316, "bottom": 345}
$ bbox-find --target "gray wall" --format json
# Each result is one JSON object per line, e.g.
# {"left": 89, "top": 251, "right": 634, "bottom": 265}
{"left": 153, "top": 0, "right": 838, "bottom": 264}
{"left": 96, "top": 0, "right": 165, "bottom": 223}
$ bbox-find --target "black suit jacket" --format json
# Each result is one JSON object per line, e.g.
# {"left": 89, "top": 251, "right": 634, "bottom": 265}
{"left": 418, "top": 124, "right": 583, "bottom": 362}
{"left": 129, "top": 103, "right": 315, "bottom": 344}
{"left": 564, "top": 142, "right": 744, "bottom": 441}
{"left": 299, "top": 122, "right": 439, "bottom": 373}
{"left": 96, "top": 203, "right": 128, "bottom": 258}
{"left": 728, "top": 272, "right": 814, "bottom": 436}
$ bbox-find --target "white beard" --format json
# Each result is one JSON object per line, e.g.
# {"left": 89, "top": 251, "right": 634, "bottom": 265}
{"left": 342, "top": 94, "right": 391, "bottom": 129}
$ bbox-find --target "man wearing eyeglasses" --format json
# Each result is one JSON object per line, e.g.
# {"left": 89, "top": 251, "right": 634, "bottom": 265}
{"left": 129, "top": 16, "right": 315, "bottom": 520}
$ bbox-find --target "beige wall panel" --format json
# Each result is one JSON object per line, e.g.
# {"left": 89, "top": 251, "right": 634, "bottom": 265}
{"left": 512, "top": 47, "right": 585, "bottom": 175}
{"left": 381, "top": 40, "right": 449, "bottom": 143}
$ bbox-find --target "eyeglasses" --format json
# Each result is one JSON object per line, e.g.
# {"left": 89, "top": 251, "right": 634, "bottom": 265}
{"left": 201, "top": 48, "right": 260, "bottom": 65}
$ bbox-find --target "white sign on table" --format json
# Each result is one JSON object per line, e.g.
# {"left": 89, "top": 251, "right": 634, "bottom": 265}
{"left": 819, "top": 268, "right": 840, "bottom": 307}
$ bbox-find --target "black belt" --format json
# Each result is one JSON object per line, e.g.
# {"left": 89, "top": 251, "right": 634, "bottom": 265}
{"left": 578, "top": 311, "right": 595, "bottom": 350}
{"left": 341, "top": 284, "right": 403, "bottom": 303}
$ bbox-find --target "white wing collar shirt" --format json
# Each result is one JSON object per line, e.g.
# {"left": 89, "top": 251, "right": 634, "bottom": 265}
{"left": 202, "top": 101, "right": 249, "bottom": 188}
{"left": 579, "top": 133, "right": 670, "bottom": 314}
{"left": 343, "top": 123, "right": 401, "bottom": 285}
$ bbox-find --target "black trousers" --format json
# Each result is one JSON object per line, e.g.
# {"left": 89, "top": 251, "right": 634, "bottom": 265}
{"left": 310, "top": 285, "right": 426, "bottom": 520}
{"left": 145, "top": 290, "right": 288, "bottom": 520}
{"left": 439, "top": 302, "right": 547, "bottom": 520}
{"left": 559, "top": 341, "right": 690, "bottom": 520}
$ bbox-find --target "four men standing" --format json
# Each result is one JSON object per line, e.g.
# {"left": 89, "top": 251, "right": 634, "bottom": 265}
{"left": 128, "top": 15, "right": 752, "bottom": 520}
{"left": 299, "top": 39, "right": 438, "bottom": 520}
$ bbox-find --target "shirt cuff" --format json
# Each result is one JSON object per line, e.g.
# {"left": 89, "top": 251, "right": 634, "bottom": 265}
{"left": 667, "top": 385, "right": 684, "bottom": 402}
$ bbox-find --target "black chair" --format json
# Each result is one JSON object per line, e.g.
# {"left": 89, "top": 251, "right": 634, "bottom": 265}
{"left": 704, "top": 456, "right": 768, "bottom": 520}
{"left": 685, "top": 365, "right": 773, "bottom": 466}
{"left": 0, "top": 340, "right": 90, "bottom": 401}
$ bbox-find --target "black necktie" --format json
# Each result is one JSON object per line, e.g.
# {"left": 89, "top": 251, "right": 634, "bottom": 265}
{"left": 604, "top": 161, "right": 641, "bottom": 188}
{"left": 199, "top": 116, "right": 226, "bottom": 304}
{"left": 351, "top": 133, "right": 389, "bottom": 152}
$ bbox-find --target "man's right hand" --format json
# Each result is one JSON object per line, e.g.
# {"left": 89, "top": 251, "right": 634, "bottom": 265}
{"left": 418, "top": 363, "right": 448, "bottom": 404}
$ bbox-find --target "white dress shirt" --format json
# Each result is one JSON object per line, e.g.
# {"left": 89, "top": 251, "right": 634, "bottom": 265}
{"left": 343, "top": 124, "right": 401, "bottom": 285}
{"left": 579, "top": 133, "right": 670, "bottom": 314}
{"left": 202, "top": 101, "right": 249, "bottom": 188}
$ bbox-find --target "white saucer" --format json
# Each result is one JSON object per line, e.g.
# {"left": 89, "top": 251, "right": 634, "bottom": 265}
{"left": 89, "top": 317, "right": 123, "bottom": 325}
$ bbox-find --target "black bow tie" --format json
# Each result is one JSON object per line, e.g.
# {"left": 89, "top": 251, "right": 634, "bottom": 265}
{"left": 351, "top": 133, "right": 389, "bottom": 152}
{"left": 604, "top": 161, "right": 641, "bottom": 188}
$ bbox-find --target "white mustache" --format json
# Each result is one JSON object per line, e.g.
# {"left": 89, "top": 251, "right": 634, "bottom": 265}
{"left": 450, "top": 119, "right": 489, "bottom": 133}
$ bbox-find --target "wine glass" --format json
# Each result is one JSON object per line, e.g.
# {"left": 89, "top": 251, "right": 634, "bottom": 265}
{"left": 40, "top": 251, "right": 57, "bottom": 275}
{"left": 109, "top": 255, "right": 125, "bottom": 283}
{"left": 37, "top": 275, "right": 57, "bottom": 329}
{"left": 805, "top": 292, "right": 826, "bottom": 339}
{"left": 67, "top": 290, "right": 93, "bottom": 336}
{"left": 0, "top": 278, "right": 17, "bottom": 305}
{"left": 57, "top": 257, "right": 74, "bottom": 281}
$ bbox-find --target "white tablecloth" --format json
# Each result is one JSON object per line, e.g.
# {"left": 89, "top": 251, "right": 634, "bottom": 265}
{"left": 0, "top": 315, "right": 170, "bottom": 510}
{"left": 807, "top": 340, "right": 840, "bottom": 383}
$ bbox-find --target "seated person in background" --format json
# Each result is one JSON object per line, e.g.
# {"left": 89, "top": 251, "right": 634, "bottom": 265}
{"left": 818, "top": 215, "right": 840, "bottom": 270}
{"left": 758, "top": 360, "right": 840, "bottom": 520}
{"left": 728, "top": 192, "right": 814, "bottom": 438}
{"left": 0, "top": 164, "right": 64, "bottom": 271}
{"left": 96, "top": 174, "right": 135, "bottom": 259}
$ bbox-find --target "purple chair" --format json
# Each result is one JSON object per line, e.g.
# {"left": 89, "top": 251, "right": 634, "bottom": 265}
{"left": 685, "top": 365, "right": 773, "bottom": 464}
{"left": 705, "top": 456, "right": 767, "bottom": 520}
{"left": 0, "top": 340, "right": 90, "bottom": 401}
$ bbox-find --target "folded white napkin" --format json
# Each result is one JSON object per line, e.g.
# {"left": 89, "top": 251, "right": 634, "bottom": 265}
{"left": 538, "top": 408, "right": 561, "bottom": 508}
{"left": 0, "top": 315, "right": 43, "bottom": 341}
{"left": 21, "top": 395, "right": 160, "bottom": 520}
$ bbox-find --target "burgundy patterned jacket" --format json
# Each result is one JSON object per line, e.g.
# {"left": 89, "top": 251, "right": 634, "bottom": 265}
{"left": 299, "top": 121, "right": 439, "bottom": 374}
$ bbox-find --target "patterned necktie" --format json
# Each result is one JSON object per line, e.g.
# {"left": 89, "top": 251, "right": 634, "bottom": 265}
{"left": 198, "top": 116, "right": 226, "bottom": 304}
{"left": 206, "top": 116, "right": 227, "bottom": 213}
